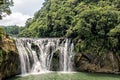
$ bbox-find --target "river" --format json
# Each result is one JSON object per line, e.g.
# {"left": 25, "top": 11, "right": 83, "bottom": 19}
{"left": 7, "top": 72, "right": 120, "bottom": 80}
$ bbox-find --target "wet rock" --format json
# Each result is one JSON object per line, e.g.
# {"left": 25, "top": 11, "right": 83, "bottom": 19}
{"left": 50, "top": 50, "right": 60, "bottom": 71}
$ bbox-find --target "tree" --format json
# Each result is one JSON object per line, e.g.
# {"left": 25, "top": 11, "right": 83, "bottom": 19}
{"left": 4, "top": 25, "right": 20, "bottom": 36}
{"left": 25, "top": 18, "right": 33, "bottom": 28}
{"left": 0, "top": 0, "right": 13, "bottom": 19}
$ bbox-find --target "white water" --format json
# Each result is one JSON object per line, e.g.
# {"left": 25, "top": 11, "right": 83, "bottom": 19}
{"left": 15, "top": 38, "right": 75, "bottom": 74}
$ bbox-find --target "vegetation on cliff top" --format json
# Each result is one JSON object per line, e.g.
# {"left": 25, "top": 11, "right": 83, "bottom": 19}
{"left": 4, "top": 25, "right": 22, "bottom": 37}
{"left": 18, "top": 0, "right": 120, "bottom": 55}
{"left": 0, "top": 27, "right": 5, "bottom": 40}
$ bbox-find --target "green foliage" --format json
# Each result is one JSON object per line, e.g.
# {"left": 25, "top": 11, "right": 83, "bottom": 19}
{"left": 0, "top": 27, "right": 5, "bottom": 39}
{"left": 0, "top": 0, "right": 13, "bottom": 19}
{"left": 18, "top": 29, "right": 37, "bottom": 37}
{"left": 19, "top": 0, "right": 120, "bottom": 55}
{"left": 0, "top": 26, "right": 5, "bottom": 33}
{"left": 19, "top": 0, "right": 76, "bottom": 37}
{"left": 4, "top": 25, "right": 21, "bottom": 37}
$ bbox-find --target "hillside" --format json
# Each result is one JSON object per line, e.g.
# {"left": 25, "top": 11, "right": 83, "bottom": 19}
{"left": 19, "top": 0, "right": 120, "bottom": 54}
{"left": 19, "top": 0, "right": 120, "bottom": 37}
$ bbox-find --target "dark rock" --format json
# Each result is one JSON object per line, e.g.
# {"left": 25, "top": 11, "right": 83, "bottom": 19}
{"left": 50, "top": 50, "right": 60, "bottom": 71}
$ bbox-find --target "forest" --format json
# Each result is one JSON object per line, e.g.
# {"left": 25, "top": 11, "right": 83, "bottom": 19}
{"left": 18, "top": 0, "right": 120, "bottom": 55}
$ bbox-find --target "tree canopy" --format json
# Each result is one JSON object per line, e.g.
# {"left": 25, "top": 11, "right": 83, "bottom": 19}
{"left": 19, "top": 0, "right": 120, "bottom": 55}
{"left": 0, "top": 0, "right": 13, "bottom": 19}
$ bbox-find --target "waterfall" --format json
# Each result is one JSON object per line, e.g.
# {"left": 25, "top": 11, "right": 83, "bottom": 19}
{"left": 59, "top": 39, "right": 75, "bottom": 71}
{"left": 15, "top": 38, "right": 75, "bottom": 74}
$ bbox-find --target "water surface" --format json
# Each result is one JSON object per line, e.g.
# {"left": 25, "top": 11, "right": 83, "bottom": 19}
{"left": 7, "top": 72, "right": 120, "bottom": 80}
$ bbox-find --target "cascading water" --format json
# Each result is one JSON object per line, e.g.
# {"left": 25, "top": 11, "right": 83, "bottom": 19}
{"left": 15, "top": 38, "right": 75, "bottom": 74}
{"left": 59, "top": 39, "right": 75, "bottom": 71}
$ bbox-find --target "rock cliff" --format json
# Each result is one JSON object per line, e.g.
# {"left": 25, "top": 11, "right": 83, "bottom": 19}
{"left": 0, "top": 33, "right": 19, "bottom": 80}
{"left": 74, "top": 52, "right": 120, "bottom": 74}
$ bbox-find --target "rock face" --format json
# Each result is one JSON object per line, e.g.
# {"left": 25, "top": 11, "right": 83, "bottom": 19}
{"left": 0, "top": 35, "right": 19, "bottom": 80}
{"left": 74, "top": 52, "right": 120, "bottom": 74}
{"left": 50, "top": 50, "right": 60, "bottom": 71}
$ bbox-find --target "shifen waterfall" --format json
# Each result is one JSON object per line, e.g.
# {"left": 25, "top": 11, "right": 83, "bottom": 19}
{"left": 15, "top": 38, "right": 75, "bottom": 74}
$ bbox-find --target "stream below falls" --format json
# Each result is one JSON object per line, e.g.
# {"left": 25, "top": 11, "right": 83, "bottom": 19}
{"left": 7, "top": 72, "right": 120, "bottom": 80}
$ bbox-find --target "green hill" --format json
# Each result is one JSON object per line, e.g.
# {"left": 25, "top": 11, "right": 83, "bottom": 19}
{"left": 19, "top": 0, "right": 120, "bottom": 55}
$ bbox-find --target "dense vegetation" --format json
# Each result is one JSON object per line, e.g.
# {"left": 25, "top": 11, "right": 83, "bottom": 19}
{"left": 0, "top": 25, "right": 23, "bottom": 37}
{"left": 0, "top": 27, "right": 5, "bottom": 41}
{"left": 4, "top": 25, "right": 23, "bottom": 37}
{"left": 19, "top": 0, "right": 120, "bottom": 55}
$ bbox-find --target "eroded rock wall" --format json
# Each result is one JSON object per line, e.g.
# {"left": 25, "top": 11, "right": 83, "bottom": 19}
{"left": 74, "top": 52, "right": 120, "bottom": 74}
